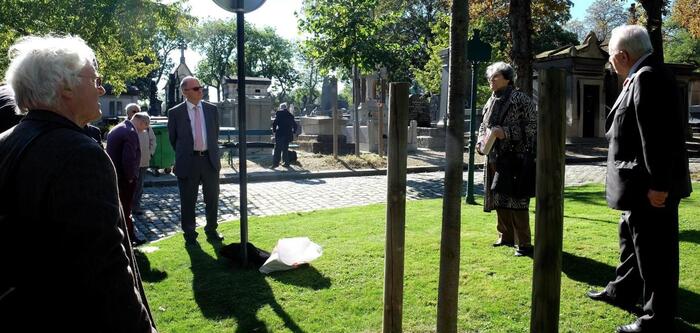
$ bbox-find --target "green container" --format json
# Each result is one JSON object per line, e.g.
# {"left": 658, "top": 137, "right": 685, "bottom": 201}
{"left": 150, "top": 124, "right": 175, "bottom": 174}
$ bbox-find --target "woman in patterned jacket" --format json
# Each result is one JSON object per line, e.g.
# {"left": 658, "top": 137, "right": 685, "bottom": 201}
{"left": 476, "top": 61, "right": 537, "bottom": 257}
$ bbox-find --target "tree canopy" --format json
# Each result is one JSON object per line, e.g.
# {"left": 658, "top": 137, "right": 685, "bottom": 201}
{"left": 0, "top": 0, "right": 192, "bottom": 95}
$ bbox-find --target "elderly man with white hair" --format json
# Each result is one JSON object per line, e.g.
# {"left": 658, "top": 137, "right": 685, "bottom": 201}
{"left": 586, "top": 25, "right": 691, "bottom": 333}
{"left": 125, "top": 103, "right": 156, "bottom": 216}
{"left": 0, "top": 35, "right": 156, "bottom": 332}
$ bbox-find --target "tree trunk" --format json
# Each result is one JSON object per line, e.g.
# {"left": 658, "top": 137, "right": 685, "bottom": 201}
{"left": 640, "top": 0, "right": 665, "bottom": 63}
{"left": 436, "top": 1, "right": 468, "bottom": 332}
{"left": 509, "top": 0, "right": 533, "bottom": 96}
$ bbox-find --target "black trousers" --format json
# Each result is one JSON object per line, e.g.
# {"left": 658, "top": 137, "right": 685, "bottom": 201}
{"left": 605, "top": 198, "right": 680, "bottom": 328}
{"left": 273, "top": 138, "right": 290, "bottom": 166}
{"left": 177, "top": 155, "right": 220, "bottom": 238}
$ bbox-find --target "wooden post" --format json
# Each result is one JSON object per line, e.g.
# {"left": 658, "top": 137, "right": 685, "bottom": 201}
{"left": 530, "top": 68, "right": 566, "bottom": 333}
{"left": 383, "top": 82, "right": 409, "bottom": 333}
{"left": 437, "top": 0, "right": 468, "bottom": 332}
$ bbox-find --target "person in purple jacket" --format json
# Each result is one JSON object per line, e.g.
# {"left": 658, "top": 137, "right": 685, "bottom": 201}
{"left": 107, "top": 111, "right": 150, "bottom": 245}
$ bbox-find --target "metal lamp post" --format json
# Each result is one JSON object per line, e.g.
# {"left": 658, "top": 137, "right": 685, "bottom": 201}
{"left": 212, "top": 0, "right": 266, "bottom": 267}
{"left": 465, "top": 30, "right": 491, "bottom": 205}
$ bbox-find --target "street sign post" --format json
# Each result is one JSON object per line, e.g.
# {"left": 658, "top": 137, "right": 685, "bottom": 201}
{"left": 465, "top": 30, "right": 491, "bottom": 205}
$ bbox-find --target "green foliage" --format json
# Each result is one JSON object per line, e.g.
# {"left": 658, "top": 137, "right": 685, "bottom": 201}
{"left": 298, "top": 0, "right": 395, "bottom": 75}
{"left": 664, "top": 20, "right": 700, "bottom": 66}
{"left": 0, "top": 0, "right": 192, "bottom": 95}
{"left": 192, "top": 19, "right": 298, "bottom": 101}
{"left": 140, "top": 183, "right": 700, "bottom": 332}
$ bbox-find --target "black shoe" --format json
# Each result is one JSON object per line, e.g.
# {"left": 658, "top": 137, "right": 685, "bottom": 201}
{"left": 492, "top": 240, "right": 514, "bottom": 247}
{"left": 206, "top": 232, "right": 224, "bottom": 241}
{"left": 616, "top": 321, "right": 644, "bottom": 333}
{"left": 132, "top": 237, "right": 147, "bottom": 246}
{"left": 271, "top": 164, "right": 279, "bottom": 168}
{"left": 586, "top": 290, "right": 637, "bottom": 308}
{"left": 133, "top": 210, "right": 144, "bottom": 215}
{"left": 514, "top": 245, "right": 533, "bottom": 256}
{"left": 282, "top": 163, "right": 291, "bottom": 167}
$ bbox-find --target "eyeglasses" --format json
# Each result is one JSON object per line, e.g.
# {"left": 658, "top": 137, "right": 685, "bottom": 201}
{"left": 78, "top": 75, "right": 103, "bottom": 88}
{"left": 185, "top": 86, "right": 203, "bottom": 92}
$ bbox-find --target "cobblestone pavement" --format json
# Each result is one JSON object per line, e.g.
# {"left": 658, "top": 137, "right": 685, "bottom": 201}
{"left": 134, "top": 163, "right": 623, "bottom": 242}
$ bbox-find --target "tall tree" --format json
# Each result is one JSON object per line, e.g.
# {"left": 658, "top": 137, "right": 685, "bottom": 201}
{"left": 0, "top": 0, "right": 191, "bottom": 94}
{"left": 639, "top": 0, "right": 669, "bottom": 62}
{"left": 672, "top": 0, "right": 700, "bottom": 38}
{"left": 246, "top": 27, "right": 300, "bottom": 100}
{"left": 192, "top": 19, "right": 237, "bottom": 101}
{"left": 584, "top": 0, "right": 627, "bottom": 42}
{"left": 509, "top": 0, "right": 533, "bottom": 96}
{"left": 297, "top": 0, "right": 392, "bottom": 76}
{"left": 437, "top": 0, "right": 468, "bottom": 332}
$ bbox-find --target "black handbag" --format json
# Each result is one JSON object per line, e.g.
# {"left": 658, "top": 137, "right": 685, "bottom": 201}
{"left": 492, "top": 152, "right": 536, "bottom": 198}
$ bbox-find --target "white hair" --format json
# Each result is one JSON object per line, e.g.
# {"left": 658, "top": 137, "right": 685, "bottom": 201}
{"left": 485, "top": 61, "right": 516, "bottom": 85}
{"left": 4, "top": 35, "right": 97, "bottom": 112}
{"left": 609, "top": 25, "right": 653, "bottom": 59}
{"left": 125, "top": 103, "right": 141, "bottom": 116}
{"left": 131, "top": 111, "right": 151, "bottom": 125}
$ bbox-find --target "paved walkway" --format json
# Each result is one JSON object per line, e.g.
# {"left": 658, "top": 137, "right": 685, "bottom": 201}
{"left": 134, "top": 162, "right": 625, "bottom": 243}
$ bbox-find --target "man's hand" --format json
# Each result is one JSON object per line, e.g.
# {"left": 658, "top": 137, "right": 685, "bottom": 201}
{"left": 491, "top": 126, "right": 506, "bottom": 139}
{"left": 647, "top": 189, "right": 668, "bottom": 208}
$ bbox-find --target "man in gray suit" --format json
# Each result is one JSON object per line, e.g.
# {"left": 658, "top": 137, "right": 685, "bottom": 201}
{"left": 168, "top": 76, "right": 223, "bottom": 245}
{"left": 586, "top": 25, "right": 692, "bottom": 333}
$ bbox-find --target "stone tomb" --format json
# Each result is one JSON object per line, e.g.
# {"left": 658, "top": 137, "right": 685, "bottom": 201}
{"left": 296, "top": 116, "right": 355, "bottom": 154}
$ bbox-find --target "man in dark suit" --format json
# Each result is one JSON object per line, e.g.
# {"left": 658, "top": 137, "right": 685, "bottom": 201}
{"left": 107, "top": 112, "right": 150, "bottom": 246}
{"left": 0, "top": 35, "right": 155, "bottom": 332}
{"left": 167, "top": 76, "right": 222, "bottom": 245}
{"left": 587, "top": 25, "right": 692, "bottom": 333}
{"left": 272, "top": 102, "right": 298, "bottom": 168}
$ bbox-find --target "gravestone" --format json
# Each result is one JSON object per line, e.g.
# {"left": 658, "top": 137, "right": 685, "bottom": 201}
{"left": 408, "top": 94, "right": 431, "bottom": 127}
{"left": 319, "top": 77, "right": 335, "bottom": 116}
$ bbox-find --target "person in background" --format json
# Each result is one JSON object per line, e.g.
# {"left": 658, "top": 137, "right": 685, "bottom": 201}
{"left": 271, "top": 102, "right": 297, "bottom": 168}
{"left": 107, "top": 111, "right": 151, "bottom": 246}
{"left": 167, "top": 76, "right": 222, "bottom": 245}
{"left": 586, "top": 25, "right": 692, "bottom": 333}
{"left": 126, "top": 103, "right": 156, "bottom": 215}
{"left": 0, "top": 83, "right": 23, "bottom": 133}
{"left": 476, "top": 61, "right": 537, "bottom": 257}
{"left": 84, "top": 123, "right": 102, "bottom": 143}
{"left": 0, "top": 35, "right": 155, "bottom": 332}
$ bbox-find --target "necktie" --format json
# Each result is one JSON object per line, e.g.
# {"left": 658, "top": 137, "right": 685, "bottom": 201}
{"left": 194, "top": 105, "right": 204, "bottom": 151}
{"left": 623, "top": 77, "right": 630, "bottom": 88}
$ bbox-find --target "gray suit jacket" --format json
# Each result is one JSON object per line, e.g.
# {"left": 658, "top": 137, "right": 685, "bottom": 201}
{"left": 605, "top": 56, "right": 692, "bottom": 210}
{"left": 167, "top": 101, "right": 221, "bottom": 178}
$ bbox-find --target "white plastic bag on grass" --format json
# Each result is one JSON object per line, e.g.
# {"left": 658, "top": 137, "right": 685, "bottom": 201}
{"left": 259, "top": 237, "right": 323, "bottom": 274}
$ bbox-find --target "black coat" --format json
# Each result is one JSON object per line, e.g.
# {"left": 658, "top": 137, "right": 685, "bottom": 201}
{"left": 605, "top": 56, "right": 692, "bottom": 210}
{"left": 0, "top": 110, "right": 154, "bottom": 332}
{"left": 272, "top": 110, "right": 297, "bottom": 142}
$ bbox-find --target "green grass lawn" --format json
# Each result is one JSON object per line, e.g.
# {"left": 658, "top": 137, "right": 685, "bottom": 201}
{"left": 138, "top": 184, "right": 700, "bottom": 333}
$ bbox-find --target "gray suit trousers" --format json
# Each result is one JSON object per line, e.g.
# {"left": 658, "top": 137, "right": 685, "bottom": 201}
{"left": 177, "top": 154, "right": 219, "bottom": 237}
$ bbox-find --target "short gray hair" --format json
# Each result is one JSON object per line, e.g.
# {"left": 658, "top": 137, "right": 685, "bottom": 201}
{"left": 485, "top": 61, "right": 516, "bottom": 86}
{"left": 125, "top": 103, "right": 141, "bottom": 116}
{"left": 609, "top": 25, "right": 653, "bottom": 59}
{"left": 131, "top": 111, "right": 150, "bottom": 125}
{"left": 4, "top": 35, "right": 97, "bottom": 112}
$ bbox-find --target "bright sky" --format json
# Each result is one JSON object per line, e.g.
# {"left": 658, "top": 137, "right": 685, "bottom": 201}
{"left": 173, "top": 0, "right": 303, "bottom": 72}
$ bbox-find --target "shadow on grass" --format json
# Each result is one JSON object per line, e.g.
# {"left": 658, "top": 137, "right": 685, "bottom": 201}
{"left": 562, "top": 251, "right": 700, "bottom": 325}
{"left": 563, "top": 187, "right": 607, "bottom": 206}
{"left": 563, "top": 214, "right": 616, "bottom": 224}
{"left": 134, "top": 250, "right": 167, "bottom": 283}
{"left": 680, "top": 229, "right": 700, "bottom": 245}
{"left": 185, "top": 239, "right": 330, "bottom": 333}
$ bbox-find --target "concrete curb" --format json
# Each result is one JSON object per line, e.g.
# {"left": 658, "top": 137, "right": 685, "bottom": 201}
{"left": 144, "top": 155, "right": 607, "bottom": 187}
